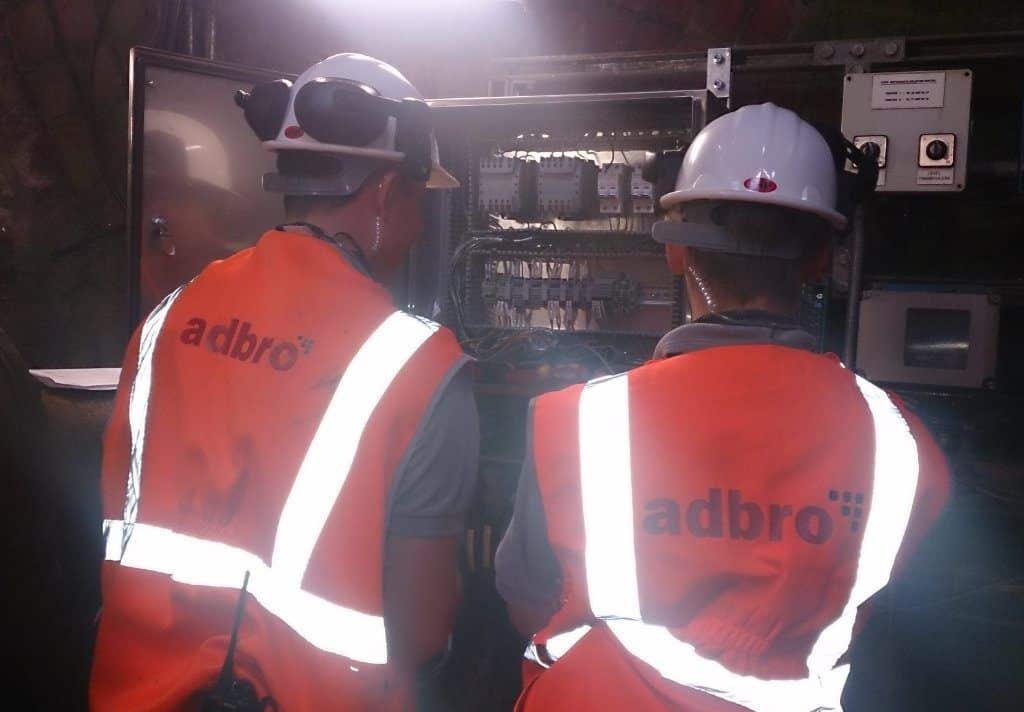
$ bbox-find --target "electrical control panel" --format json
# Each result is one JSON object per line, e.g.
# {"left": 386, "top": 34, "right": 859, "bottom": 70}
{"left": 841, "top": 69, "right": 972, "bottom": 192}
{"left": 466, "top": 241, "right": 674, "bottom": 337}
{"left": 597, "top": 163, "right": 631, "bottom": 215}
{"left": 429, "top": 89, "right": 705, "bottom": 381}
{"left": 630, "top": 171, "right": 656, "bottom": 213}
{"left": 481, "top": 260, "right": 640, "bottom": 330}
{"left": 478, "top": 156, "right": 537, "bottom": 218}
{"left": 536, "top": 156, "right": 598, "bottom": 219}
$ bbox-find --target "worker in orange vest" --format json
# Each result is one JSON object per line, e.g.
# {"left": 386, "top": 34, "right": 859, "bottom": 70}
{"left": 91, "top": 54, "right": 478, "bottom": 711}
{"left": 495, "top": 103, "right": 950, "bottom": 711}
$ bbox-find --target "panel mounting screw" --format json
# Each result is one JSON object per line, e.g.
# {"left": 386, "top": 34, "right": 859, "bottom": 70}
{"left": 850, "top": 43, "right": 866, "bottom": 58}
{"left": 712, "top": 79, "right": 725, "bottom": 90}
{"left": 712, "top": 52, "right": 724, "bottom": 64}
{"left": 884, "top": 41, "right": 899, "bottom": 57}
{"left": 819, "top": 44, "right": 835, "bottom": 59}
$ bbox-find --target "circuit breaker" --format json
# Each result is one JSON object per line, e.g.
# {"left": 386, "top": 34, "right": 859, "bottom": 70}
{"left": 597, "top": 163, "right": 631, "bottom": 215}
{"left": 630, "top": 171, "right": 655, "bottom": 213}
{"left": 841, "top": 69, "right": 972, "bottom": 192}
{"left": 537, "top": 156, "right": 598, "bottom": 219}
{"left": 478, "top": 156, "right": 537, "bottom": 218}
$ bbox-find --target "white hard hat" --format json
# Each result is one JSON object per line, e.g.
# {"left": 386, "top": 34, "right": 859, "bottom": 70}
{"left": 660, "top": 103, "right": 846, "bottom": 230}
{"left": 241, "top": 53, "right": 458, "bottom": 193}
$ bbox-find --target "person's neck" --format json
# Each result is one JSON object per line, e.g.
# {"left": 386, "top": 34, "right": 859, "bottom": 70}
{"left": 685, "top": 278, "right": 797, "bottom": 322}
{"left": 688, "top": 297, "right": 797, "bottom": 322}
{"left": 295, "top": 209, "right": 378, "bottom": 274}
{"left": 299, "top": 210, "right": 360, "bottom": 242}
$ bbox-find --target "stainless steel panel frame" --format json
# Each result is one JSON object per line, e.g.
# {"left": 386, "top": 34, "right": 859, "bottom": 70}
{"left": 127, "top": 47, "right": 295, "bottom": 328}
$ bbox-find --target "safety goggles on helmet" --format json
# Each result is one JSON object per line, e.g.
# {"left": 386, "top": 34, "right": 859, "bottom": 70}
{"left": 235, "top": 78, "right": 293, "bottom": 142}
{"left": 236, "top": 77, "right": 434, "bottom": 182}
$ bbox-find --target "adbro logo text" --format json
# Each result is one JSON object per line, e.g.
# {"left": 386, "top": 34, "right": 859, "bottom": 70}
{"left": 180, "top": 317, "right": 315, "bottom": 372}
{"left": 643, "top": 488, "right": 867, "bottom": 545}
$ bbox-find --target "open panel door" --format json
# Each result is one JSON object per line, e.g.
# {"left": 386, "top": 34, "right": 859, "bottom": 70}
{"left": 127, "top": 48, "right": 293, "bottom": 326}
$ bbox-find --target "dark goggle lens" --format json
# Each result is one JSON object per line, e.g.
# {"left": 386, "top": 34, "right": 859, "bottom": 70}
{"left": 293, "top": 78, "right": 391, "bottom": 148}
{"left": 235, "top": 79, "right": 292, "bottom": 141}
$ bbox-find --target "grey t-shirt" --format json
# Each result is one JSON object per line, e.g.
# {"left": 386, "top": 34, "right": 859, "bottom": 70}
{"left": 494, "top": 321, "right": 816, "bottom": 612}
{"left": 387, "top": 360, "right": 479, "bottom": 538}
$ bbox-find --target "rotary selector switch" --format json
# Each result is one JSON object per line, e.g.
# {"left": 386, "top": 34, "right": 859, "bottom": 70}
{"left": 919, "top": 133, "right": 956, "bottom": 167}
{"left": 852, "top": 135, "right": 887, "bottom": 170}
{"left": 926, "top": 140, "right": 948, "bottom": 161}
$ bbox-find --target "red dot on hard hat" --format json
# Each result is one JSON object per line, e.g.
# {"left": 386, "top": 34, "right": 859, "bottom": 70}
{"left": 743, "top": 176, "right": 778, "bottom": 193}
{"left": 284, "top": 125, "right": 304, "bottom": 139}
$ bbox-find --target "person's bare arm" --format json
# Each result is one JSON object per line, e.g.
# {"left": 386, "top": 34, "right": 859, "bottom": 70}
{"left": 494, "top": 402, "right": 564, "bottom": 639}
{"left": 383, "top": 535, "right": 460, "bottom": 671}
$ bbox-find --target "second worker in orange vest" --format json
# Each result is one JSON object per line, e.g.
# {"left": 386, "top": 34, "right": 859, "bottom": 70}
{"left": 495, "top": 104, "right": 950, "bottom": 711}
{"left": 91, "top": 54, "right": 477, "bottom": 711}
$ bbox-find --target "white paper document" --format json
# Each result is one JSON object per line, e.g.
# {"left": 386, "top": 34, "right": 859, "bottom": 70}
{"left": 29, "top": 368, "right": 122, "bottom": 391}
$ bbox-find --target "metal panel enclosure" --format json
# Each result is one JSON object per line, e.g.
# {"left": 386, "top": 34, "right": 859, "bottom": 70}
{"left": 128, "top": 49, "right": 290, "bottom": 324}
{"left": 856, "top": 288, "right": 999, "bottom": 388}
{"left": 841, "top": 69, "right": 973, "bottom": 192}
{"left": 430, "top": 90, "right": 706, "bottom": 356}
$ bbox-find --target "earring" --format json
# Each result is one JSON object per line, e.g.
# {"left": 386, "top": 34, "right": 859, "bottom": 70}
{"left": 374, "top": 214, "right": 383, "bottom": 252}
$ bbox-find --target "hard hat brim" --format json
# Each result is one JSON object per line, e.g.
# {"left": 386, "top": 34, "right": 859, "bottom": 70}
{"left": 651, "top": 220, "right": 804, "bottom": 259}
{"left": 660, "top": 188, "right": 848, "bottom": 230}
{"left": 426, "top": 164, "right": 460, "bottom": 189}
{"left": 263, "top": 139, "right": 404, "bottom": 162}
{"left": 262, "top": 140, "right": 459, "bottom": 189}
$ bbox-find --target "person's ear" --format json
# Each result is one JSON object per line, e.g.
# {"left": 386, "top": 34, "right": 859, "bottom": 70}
{"left": 375, "top": 169, "right": 424, "bottom": 215}
{"left": 372, "top": 169, "right": 402, "bottom": 214}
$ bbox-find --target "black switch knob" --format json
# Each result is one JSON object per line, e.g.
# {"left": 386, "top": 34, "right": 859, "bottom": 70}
{"left": 860, "top": 141, "right": 882, "bottom": 163}
{"left": 925, "top": 139, "right": 949, "bottom": 161}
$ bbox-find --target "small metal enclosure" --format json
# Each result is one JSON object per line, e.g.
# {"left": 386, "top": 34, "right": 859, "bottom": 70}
{"left": 841, "top": 69, "right": 973, "bottom": 192}
{"left": 857, "top": 288, "right": 999, "bottom": 388}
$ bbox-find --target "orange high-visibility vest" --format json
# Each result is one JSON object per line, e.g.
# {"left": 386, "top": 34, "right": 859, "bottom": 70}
{"left": 519, "top": 345, "right": 949, "bottom": 712}
{"left": 91, "top": 230, "right": 467, "bottom": 711}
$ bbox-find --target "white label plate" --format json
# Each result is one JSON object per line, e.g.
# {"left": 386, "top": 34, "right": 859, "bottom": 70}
{"left": 871, "top": 72, "right": 946, "bottom": 109}
{"left": 917, "top": 167, "right": 955, "bottom": 185}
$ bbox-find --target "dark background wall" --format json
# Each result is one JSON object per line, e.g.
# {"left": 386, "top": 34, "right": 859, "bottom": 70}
{"left": 3, "top": 0, "right": 1024, "bottom": 368}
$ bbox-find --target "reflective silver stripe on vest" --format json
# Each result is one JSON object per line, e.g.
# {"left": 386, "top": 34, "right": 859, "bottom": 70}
{"left": 272, "top": 311, "right": 439, "bottom": 586}
{"left": 100, "top": 520, "right": 389, "bottom": 663}
{"left": 527, "top": 372, "right": 919, "bottom": 712}
{"left": 115, "top": 286, "right": 184, "bottom": 560}
{"left": 524, "top": 624, "right": 592, "bottom": 668}
{"left": 579, "top": 373, "right": 641, "bottom": 621}
{"left": 103, "top": 305, "right": 441, "bottom": 665}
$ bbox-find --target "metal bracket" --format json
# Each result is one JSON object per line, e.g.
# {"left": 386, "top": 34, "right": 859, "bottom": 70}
{"left": 488, "top": 77, "right": 536, "bottom": 97}
{"left": 813, "top": 37, "right": 905, "bottom": 73}
{"left": 707, "top": 48, "right": 731, "bottom": 100}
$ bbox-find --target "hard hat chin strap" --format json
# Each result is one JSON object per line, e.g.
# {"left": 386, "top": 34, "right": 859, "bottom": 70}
{"left": 651, "top": 220, "right": 803, "bottom": 259}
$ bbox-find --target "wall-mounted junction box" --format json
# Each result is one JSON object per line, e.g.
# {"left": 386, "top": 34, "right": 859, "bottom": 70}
{"left": 841, "top": 69, "right": 972, "bottom": 192}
